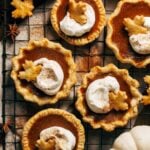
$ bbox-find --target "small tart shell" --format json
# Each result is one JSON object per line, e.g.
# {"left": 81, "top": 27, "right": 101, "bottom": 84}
{"left": 106, "top": 0, "right": 150, "bottom": 68}
{"left": 76, "top": 64, "right": 141, "bottom": 131}
{"left": 50, "top": 0, "right": 106, "bottom": 46}
{"left": 11, "top": 38, "right": 76, "bottom": 106}
{"left": 22, "top": 108, "right": 85, "bottom": 150}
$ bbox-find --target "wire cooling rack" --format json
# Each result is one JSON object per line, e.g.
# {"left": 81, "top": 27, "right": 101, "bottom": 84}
{"left": 1, "top": 0, "right": 150, "bottom": 149}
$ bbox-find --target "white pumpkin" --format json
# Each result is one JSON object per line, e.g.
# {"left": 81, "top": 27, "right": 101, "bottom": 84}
{"left": 111, "top": 126, "right": 150, "bottom": 150}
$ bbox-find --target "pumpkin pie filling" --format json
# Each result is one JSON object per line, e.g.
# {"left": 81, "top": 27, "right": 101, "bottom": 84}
{"left": 57, "top": 0, "right": 100, "bottom": 39}
{"left": 111, "top": 2, "right": 150, "bottom": 64}
{"left": 28, "top": 115, "right": 78, "bottom": 150}
{"left": 17, "top": 47, "right": 69, "bottom": 99}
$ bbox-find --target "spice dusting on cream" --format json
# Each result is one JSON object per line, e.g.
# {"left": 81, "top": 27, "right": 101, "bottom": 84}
{"left": 86, "top": 76, "right": 120, "bottom": 113}
{"left": 33, "top": 58, "right": 64, "bottom": 95}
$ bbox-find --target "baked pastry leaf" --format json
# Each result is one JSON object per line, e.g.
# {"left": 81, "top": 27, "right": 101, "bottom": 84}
{"left": 109, "top": 91, "right": 128, "bottom": 111}
{"left": 123, "top": 16, "right": 147, "bottom": 36}
{"left": 69, "top": 0, "right": 87, "bottom": 24}
{"left": 11, "top": 0, "right": 34, "bottom": 19}
{"left": 36, "top": 138, "right": 55, "bottom": 150}
{"left": 18, "top": 60, "right": 42, "bottom": 82}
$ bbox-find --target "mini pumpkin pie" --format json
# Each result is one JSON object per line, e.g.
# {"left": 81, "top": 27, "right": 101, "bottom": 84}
{"left": 22, "top": 108, "right": 85, "bottom": 150}
{"left": 76, "top": 64, "right": 141, "bottom": 131}
{"left": 11, "top": 38, "right": 76, "bottom": 105}
{"left": 50, "top": 0, "right": 106, "bottom": 46}
{"left": 142, "top": 75, "right": 150, "bottom": 105}
{"left": 106, "top": 0, "right": 150, "bottom": 68}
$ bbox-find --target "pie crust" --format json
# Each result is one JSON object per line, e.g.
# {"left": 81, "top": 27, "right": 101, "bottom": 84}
{"left": 51, "top": 0, "right": 106, "bottom": 46}
{"left": 22, "top": 108, "right": 85, "bottom": 150}
{"left": 106, "top": 0, "right": 150, "bottom": 68}
{"left": 76, "top": 64, "right": 141, "bottom": 131}
{"left": 142, "top": 75, "right": 150, "bottom": 105}
{"left": 11, "top": 38, "right": 76, "bottom": 105}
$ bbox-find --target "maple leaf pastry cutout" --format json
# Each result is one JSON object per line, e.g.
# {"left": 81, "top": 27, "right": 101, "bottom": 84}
{"left": 11, "top": 0, "right": 34, "bottom": 19}
{"left": 18, "top": 60, "right": 42, "bottom": 82}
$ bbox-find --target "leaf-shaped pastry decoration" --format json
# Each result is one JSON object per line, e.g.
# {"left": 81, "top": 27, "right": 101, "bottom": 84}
{"left": 69, "top": 0, "right": 87, "bottom": 24}
{"left": 123, "top": 15, "right": 147, "bottom": 36}
{"left": 109, "top": 91, "right": 128, "bottom": 111}
{"left": 36, "top": 138, "right": 55, "bottom": 150}
{"left": 134, "top": 15, "right": 145, "bottom": 26}
{"left": 11, "top": 0, "right": 34, "bottom": 19}
{"left": 18, "top": 60, "right": 42, "bottom": 82}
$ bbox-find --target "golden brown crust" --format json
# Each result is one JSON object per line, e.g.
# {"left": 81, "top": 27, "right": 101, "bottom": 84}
{"left": 142, "top": 75, "right": 150, "bottom": 105}
{"left": 22, "top": 109, "right": 85, "bottom": 150}
{"left": 76, "top": 64, "right": 142, "bottom": 131}
{"left": 11, "top": 38, "right": 77, "bottom": 106}
{"left": 50, "top": 0, "right": 106, "bottom": 46}
{"left": 106, "top": 0, "right": 150, "bottom": 68}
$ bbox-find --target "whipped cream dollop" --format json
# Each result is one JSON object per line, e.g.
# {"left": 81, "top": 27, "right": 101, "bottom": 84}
{"left": 129, "top": 17, "right": 150, "bottom": 54}
{"left": 144, "top": 17, "right": 150, "bottom": 29}
{"left": 60, "top": 4, "right": 95, "bottom": 37}
{"left": 39, "top": 126, "right": 76, "bottom": 150}
{"left": 33, "top": 58, "right": 64, "bottom": 95}
{"left": 86, "top": 76, "right": 120, "bottom": 113}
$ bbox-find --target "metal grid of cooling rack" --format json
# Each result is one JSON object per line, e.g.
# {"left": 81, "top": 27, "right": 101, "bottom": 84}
{"left": 1, "top": 0, "right": 150, "bottom": 149}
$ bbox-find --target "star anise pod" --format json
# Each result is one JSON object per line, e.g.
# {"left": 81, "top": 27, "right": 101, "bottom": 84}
{"left": 7, "top": 24, "right": 20, "bottom": 42}
{"left": 0, "top": 119, "right": 11, "bottom": 143}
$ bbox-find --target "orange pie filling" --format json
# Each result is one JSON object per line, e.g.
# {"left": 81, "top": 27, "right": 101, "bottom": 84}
{"left": 111, "top": 2, "right": 150, "bottom": 64}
